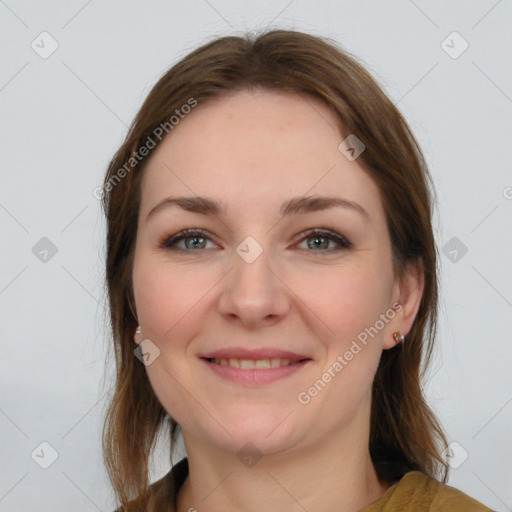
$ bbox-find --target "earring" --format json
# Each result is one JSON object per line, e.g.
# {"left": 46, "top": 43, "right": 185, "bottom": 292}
{"left": 393, "top": 331, "right": 405, "bottom": 345}
{"left": 134, "top": 326, "right": 142, "bottom": 344}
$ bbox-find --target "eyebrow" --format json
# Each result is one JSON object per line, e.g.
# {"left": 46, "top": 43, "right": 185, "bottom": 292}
{"left": 146, "top": 195, "right": 369, "bottom": 222}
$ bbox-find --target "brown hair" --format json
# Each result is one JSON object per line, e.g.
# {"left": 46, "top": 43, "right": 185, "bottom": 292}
{"left": 101, "top": 29, "right": 449, "bottom": 511}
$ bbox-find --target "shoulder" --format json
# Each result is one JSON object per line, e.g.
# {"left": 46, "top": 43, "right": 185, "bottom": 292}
{"left": 111, "top": 457, "right": 189, "bottom": 512}
{"left": 386, "top": 471, "right": 495, "bottom": 511}
{"left": 110, "top": 475, "right": 173, "bottom": 512}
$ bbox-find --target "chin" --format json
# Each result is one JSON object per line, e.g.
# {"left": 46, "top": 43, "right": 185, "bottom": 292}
{"left": 213, "top": 432, "right": 298, "bottom": 461}
{"left": 194, "top": 410, "right": 301, "bottom": 456}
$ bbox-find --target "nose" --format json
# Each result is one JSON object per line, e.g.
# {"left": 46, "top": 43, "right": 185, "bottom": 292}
{"left": 217, "top": 244, "right": 291, "bottom": 329}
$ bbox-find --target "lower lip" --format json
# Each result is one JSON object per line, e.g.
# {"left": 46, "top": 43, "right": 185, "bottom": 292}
{"left": 200, "top": 358, "right": 311, "bottom": 386}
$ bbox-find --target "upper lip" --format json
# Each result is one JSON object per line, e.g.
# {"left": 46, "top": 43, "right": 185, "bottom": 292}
{"left": 199, "top": 348, "right": 311, "bottom": 361}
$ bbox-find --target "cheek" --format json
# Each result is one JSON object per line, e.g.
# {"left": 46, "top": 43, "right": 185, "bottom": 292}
{"left": 131, "top": 259, "right": 215, "bottom": 412}
{"left": 291, "top": 261, "right": 392, "bottom": 386}
{"left": 132, "top": 256, "right": 221, "bottom": 343}
{"left": 290, "top": 260, "right": 391, "bottom": 338}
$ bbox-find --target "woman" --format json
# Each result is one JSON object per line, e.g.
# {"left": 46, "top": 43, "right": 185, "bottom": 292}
{"left": 101, "top": 29, "right": 494, "bottom": 512}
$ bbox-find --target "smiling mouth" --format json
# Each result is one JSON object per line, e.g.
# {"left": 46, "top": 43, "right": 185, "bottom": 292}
{"left": 203, "top": 357, "right": 310, "bottom": 369}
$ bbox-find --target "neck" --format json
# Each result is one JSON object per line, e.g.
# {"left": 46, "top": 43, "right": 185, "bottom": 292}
{"left": 176, "top": 416, "right": 390, "bottom": 512}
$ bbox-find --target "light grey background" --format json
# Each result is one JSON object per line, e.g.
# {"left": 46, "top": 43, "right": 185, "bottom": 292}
{"left": 1, "top": 1, "right": 511, "bottom": 511}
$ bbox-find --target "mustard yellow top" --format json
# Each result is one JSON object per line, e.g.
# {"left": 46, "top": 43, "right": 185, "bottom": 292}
{"left": 117, "top": 457, "right": 495, "bottom": 511}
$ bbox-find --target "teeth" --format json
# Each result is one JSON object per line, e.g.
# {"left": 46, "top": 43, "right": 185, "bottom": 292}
{"left": 212, "top": 357, "right": 297, "bottom": 369}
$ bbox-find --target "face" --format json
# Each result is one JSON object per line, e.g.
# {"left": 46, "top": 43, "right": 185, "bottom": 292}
{"left": 132, "top": 89, "right": 408, "bottom": 457}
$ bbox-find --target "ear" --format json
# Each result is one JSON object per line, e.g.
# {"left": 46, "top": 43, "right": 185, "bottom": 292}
{"left": 382, "top": 257, "right": 425, "bottom": 350}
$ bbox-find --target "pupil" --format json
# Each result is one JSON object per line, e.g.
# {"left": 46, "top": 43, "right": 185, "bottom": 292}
{"left": 309, "top": 236, "right": 327, "bottom": 249}
{"left": 186, "top": 236, "right": 204, "bottom": 249}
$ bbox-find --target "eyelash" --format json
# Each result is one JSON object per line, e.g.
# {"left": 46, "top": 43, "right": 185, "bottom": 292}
{"left": 159, "top": 227, "right": 352, "bottom": 254}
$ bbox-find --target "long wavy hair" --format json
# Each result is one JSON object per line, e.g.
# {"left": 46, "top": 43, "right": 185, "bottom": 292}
{"left": 101, "top": 29, "right": 449, "bottom": 511}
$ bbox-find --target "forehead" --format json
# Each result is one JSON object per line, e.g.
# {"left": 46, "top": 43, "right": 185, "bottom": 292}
{"left": 140, "top": 89, "right": 383, "bottom": 221}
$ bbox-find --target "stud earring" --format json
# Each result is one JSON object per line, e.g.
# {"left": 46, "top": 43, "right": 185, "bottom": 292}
{"left": 134, "top": 326, "right": 142, "bottom": 343}
{"left": 393, "top": 331, "right": 405, "bottom": 345}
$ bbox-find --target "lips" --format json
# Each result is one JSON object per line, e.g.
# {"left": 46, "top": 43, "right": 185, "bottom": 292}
{"left": 198, "top": 347, "right": 312, "bottom": 386}
{"left": 200, "top": 357, "right": 311, "bottom": 386}
{"left": 199, "top": 347, "right": 310, "bottom": 361}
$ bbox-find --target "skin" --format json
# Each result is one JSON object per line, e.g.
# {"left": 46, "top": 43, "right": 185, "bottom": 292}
{"left": 132, "top": 89, "right": 424, "bottom": 512}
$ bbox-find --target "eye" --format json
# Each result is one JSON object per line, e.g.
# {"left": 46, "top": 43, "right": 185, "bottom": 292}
{"left": 160, "top": 229, "right": 219, "bottom": 251}
{"left": 159, "top": 227, "right": 352, "bottom": 254}
{"left": 294, "top": 228, "right": 352, "bottom": 253}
